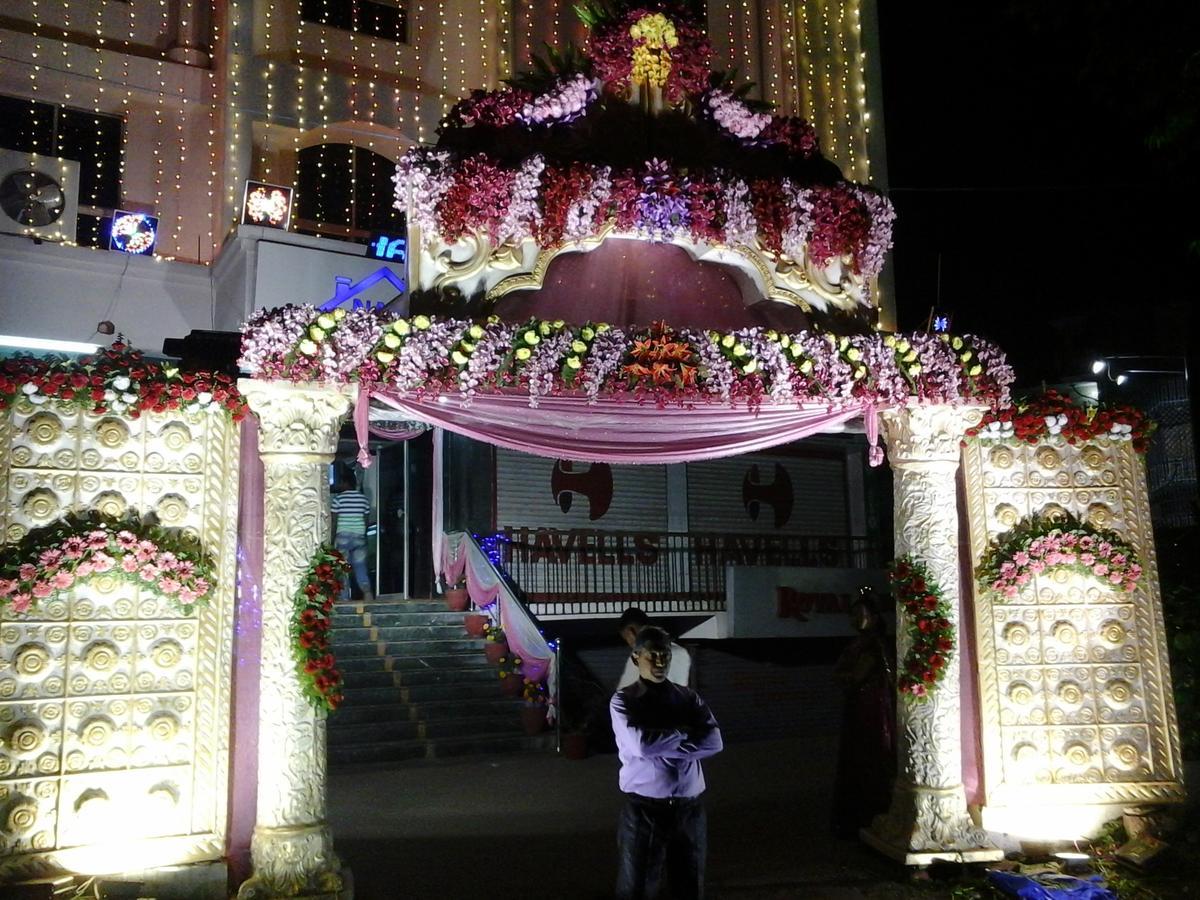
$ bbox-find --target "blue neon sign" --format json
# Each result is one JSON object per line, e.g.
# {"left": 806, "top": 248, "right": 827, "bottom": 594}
{"left": 367, "top": 233, "right": 407, "bottom": 262}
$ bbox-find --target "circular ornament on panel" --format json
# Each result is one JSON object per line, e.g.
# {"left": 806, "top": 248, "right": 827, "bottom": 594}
{"left": 989, "top": 446, "right": 1014, "bottom": 469}
{"left": 147, "top": 713, "right": 179, "bottom": 742}
{"left": 83, "top": 641, "right": 120, "bottom": 673}
{"left": 994, "top": 503, "right": 1020, "bottom": 528}
{"left": 36, "top": 753, "right": 57, "bottom": 774}
{"left": 9, "top": 722, "right": 44, "bottom": 754}
{"left": 1100, "top": 620, "right": 1126, "bottom": 645}
{"left": 53, "top": 449, "right": 76, "bottom": 469}
{"left": 1086, "top": 503, "right": 1114, "bottom": 529}
{"left": 72, "top": 599, "right": 95, "bottom": 619}
{"left": 158, "top": 423, "right": 192, "bottom": 452}
{"left": 1052, "top": 621, "right": 1079, "bottom": 645}
{"left": 1012, "top": 741, "right": 1038, "bottom": 766}
{"left": 183, "top": 454, "right": 203, "bottom": 473}
{"left": 173, "top": 696, "right": 191, "bottom": 713}
{"left": 1063, "top": 742, "right": 1092, "bottom": 768}
{"left": 155, "top": 494, "right": 189, "bottom": 526}
{"left": 1100, "top": 469, "right": 1117, "bottom": 486}
{"left": 80, "top": 448, "right": 102, "bottom": 468}
{"left": 150, "top": 640, "right": 183, "bottom": 669}
{"left": 175, "top": 623, "right": 195, "bottom": 641}
{"left": 92, "top": 491, "right": 128, "bottom": 518}
{"left": 5, "top": 800, "right": 38, "bottom": 835}
{"left": 11, "top": 446, "right": 33, "bottom": 466}
{"left": 1027, "top": 471, "right": 1044, "bottom": 487}
{"left": 32, "top": 829, "right": 52, "bottom": 849}
{"left": 1057, "top": 681, "right": 1083, "bottom": 705}
{"left": 1035, "top": 447, "right": 1062, "bottom": 470}
{"left": 1040, "top": 503, "right": 1070, "bottom": 523}
{"left": 0, "top": 680, "right": 16, "bottom": 701}
{"left": 69, "top": 675, "right": 90, "bottom": 693}
{"left": 42, "top": 676, "right": 63, "bottom": 696}
{"left": 25, "top": 412, "right": 63, "bottom": 446}
{"left": 80, "top": 718, "right": 113, "bottom": 747}
{"left": 112, "top": 598, "right": 135, "bottom": 618}
{"left": 1105, "top": 679, "right": 1133, "bottom": 705}
{"left": 94, "top": 418, "right": 130, "bottom": 449}
{"left": 41, "top": 597, "right": 68, "bottom": 619}
{"left": 108, "top": 673, "right": 130, "bottom": 692}
{"left": 144, "top": 453, "right": 166, "bottom": 472}
{"left": 1003, "top": 622, "right": 1030, "bottom": 646}
{"left": 135, "top": 672, "right": 155, "bottom": 692}
{"left": 1080, "top": 445, "right": 1106, "bottom": 469}
{"left": 21, "top": 488, "right": 60, "bottom": 524}
{"left": 64, "top": 750, "right": 86, "bottom": 771}
{"left": 1008, "top": 682, "right": 1036, "bottom": 706}
{"left": 14, "top": 644, "right": 50, "bottom": 677}
{"left": 1110, "top": 741, "right": 1141, "bottom": 771}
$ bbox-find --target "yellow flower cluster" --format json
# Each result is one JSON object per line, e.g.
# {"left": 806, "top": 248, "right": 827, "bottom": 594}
{"left": 630, "top": 13, "right": 678, "bottom": 88}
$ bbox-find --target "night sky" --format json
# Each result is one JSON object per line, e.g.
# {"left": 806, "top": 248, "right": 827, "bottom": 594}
{"left": 876, "top": 2, "right": 1198, "bottom": 386}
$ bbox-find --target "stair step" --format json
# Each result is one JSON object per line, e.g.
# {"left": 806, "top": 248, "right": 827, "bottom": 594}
{"left": 328, "top": 713, "right": 523, "bottom": 746}
{"left": 331, "top": 642, "right": 490, "bottom": 662}
{"left": 339, "top": 598, "right": 446, "bottom": 614}
{"left": 331, "top": 610, "right": 478, "bottom": 629}
{"left": 329, "top": 703, "right": 416, "bottom": 725}
{"left": 407, "top": 697, "right": 521, "bottom": 720}
{"left": 396, "top": 681, "right": 508, "bottom": 702}
{"left": 333, "top": 624, "right": 473, "bottom": 643}
{"left": 328, "top": 732, "right": 556, "bottom": 765}
{"left": 333, "top": 633, "right": 484, "bottom": 653}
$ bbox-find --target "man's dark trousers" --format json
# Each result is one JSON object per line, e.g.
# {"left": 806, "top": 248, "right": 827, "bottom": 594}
{"left": 615, "top": 794, "right": 706, "bottom": 899}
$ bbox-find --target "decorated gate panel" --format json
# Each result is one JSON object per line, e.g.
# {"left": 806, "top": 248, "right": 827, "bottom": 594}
{"left": 963, "top": 436, "right": 1184, "bottom": 819}
{"left": 0, "top": 401, "right": 239, "bottom": 878}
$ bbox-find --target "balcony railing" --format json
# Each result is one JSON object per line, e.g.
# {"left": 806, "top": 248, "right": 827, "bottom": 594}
{"left": 490, "top": 527, "right": 883, "bottom": 618}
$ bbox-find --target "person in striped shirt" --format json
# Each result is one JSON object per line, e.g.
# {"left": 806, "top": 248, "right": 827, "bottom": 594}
{"left": 331, "top": 474, "right": 374, "bottom": 602}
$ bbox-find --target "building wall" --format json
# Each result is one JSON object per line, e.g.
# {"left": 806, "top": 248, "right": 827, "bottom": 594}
{"left": 0, "top": 1, "right": 888, "bottom": 350}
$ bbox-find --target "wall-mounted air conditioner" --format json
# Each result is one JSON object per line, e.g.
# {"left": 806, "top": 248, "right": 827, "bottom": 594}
{"left": 0, "top": 150, "right": 80, "bottom": 242}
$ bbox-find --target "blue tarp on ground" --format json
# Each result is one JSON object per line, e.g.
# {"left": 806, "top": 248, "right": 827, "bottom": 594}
{"left": 987, "top": 870, "right": 1118, "bottom": 900}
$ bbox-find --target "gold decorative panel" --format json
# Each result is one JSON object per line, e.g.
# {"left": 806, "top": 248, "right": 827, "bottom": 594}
{"left": 963, "top": 439, "right": 1184, "bottom": 811}
{"left": 0, "top": 400, "right": 239, "bottom": 879}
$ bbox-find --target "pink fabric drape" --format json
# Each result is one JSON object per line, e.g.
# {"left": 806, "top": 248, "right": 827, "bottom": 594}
{"left": 228, "top": 418, "right": 264, "bottom": 883}
{"left": 361, "top": 389, "right": 875, "bottom": 465}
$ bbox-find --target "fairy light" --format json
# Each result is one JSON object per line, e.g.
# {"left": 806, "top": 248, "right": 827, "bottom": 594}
{"left": 762, "top": 1, "right": 780, "bottom": 106}
{"left": 414, "top": 4, "right": 425, "bottom": 142}
{"left": 497, "top": 0, "right": 512, "bottom": 79}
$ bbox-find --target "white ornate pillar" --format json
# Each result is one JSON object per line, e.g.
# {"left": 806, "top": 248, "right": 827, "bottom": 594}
{"left": 237, "top": 382, "right": 353, "bottom": 899}
{"left": 863, "top": 404, "right": 1004, "bottom": 865}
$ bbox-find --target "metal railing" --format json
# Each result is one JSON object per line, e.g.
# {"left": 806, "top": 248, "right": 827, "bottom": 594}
{"left": 491, "top": 527, "right": 882, "bottom": 612}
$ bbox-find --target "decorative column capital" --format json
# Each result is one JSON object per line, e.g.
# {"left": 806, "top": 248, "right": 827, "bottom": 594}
{"left": 881, "top": 403, "right": 985, "bottom": 468}
{"left": 239, "top": 381, "right": 354, "bottom": 459}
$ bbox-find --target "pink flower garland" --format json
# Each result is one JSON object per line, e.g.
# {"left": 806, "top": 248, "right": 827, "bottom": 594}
{"left": 0, "top": 513, "right": 215, "bottom": 615}
{"left": 976, "top": 514, "right": 1143, "bottom": 600}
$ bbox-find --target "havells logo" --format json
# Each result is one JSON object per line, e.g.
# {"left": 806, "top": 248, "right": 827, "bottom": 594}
{"left": 550, "top": 461, "right": 614, "bottom": 521}
{"left": 367, "top": 232, "right": 407, "bottom": 262}
{"left": 742, "top": 463, "right": 794, "bottom": 528}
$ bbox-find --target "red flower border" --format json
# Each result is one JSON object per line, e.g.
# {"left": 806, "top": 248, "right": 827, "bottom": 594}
{"left": 965, "top": 390, "right": 1154, "bottom": 453}
{"left": 0, "top": 340, "right": 248, "bottom": 421}
{"left": 292, "top": 545, "right": 349, "bottom": 713}
{"left": 891, "top": 556, "right": 954, "bottom": 701}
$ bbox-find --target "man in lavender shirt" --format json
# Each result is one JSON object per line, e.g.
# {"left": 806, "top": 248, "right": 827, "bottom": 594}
{"left": 611, "top": 626, "right": 724, "bottom": 900}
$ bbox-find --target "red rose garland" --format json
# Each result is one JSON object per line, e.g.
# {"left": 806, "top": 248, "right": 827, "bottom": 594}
{"left": 0, "top": 340, "right": 247, "bottom": 421}
{"left": 890, "top": 557, "right": 954, "bottom": 701}
{"left": 966, "top": 390, "right": 1154, "bottom": 453}
{"left": 292, "top": 545, "right": 349, "bottom": 713}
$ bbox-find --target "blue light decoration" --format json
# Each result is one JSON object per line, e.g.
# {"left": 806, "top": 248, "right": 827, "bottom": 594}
{"left": 933, "top": 315, "right": 951, "bottom": 333}
{"left": 318, "top": 266, "right": 407, "bottom": 311}
{"left": 474, "top": 531, "right": 511, "bottom": 570}
{"left": 108, "top": 211, "right": 158, "bottom": 256}
{"left": 366, "top": 232, "right": 407, "bottom": 262}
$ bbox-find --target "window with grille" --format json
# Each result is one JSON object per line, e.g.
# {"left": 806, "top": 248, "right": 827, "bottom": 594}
{"left": 300, "top": 0, "right": 408, "bottom": 44}
{"left": 0, "top": 94, "right": 123, "bottom": 246}
{"left": 293, "top": 143, "right": 405, "bottom": 238}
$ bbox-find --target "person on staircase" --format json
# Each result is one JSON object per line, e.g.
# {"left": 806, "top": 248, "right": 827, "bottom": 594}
{"left": 331, "top": 472, "right": 374, "bottom": 603}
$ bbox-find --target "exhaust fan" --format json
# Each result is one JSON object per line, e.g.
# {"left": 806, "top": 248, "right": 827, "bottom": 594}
{"left": 0, "top": 150, "right": 80, "bottom": 241}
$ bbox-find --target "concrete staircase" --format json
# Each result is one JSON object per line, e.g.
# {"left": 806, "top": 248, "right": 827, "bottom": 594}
{"left": 328, "top": 597, "right": 555, "bottom": 764}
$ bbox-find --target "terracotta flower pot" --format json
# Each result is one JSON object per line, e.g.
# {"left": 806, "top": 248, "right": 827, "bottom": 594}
{"left": 500, "top": 673, "right": 523, "bottom": 696}
{"left": 464, "top": 613, "right": 487, "bottom": 637}
{"left": 444, "top": 587, "right": 469, "bottom": 612}
{"left": 520, "top": 705, "right": 547, "bottom": 735}
{"left": 484, "top": 640, "right": 508, "bottom": 664}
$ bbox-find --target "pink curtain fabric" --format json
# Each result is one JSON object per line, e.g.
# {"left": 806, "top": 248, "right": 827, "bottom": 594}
{"left": 228, "top": 419, "right": 264, "bottom": 882}
{"left": 362, "top": 389, "right": 873, "bottom": 465}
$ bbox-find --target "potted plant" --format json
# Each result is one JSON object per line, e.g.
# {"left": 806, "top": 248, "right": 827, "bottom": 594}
{"left": 498, "top": 654, "right": 524, "bottom": 696}
{"left": 443, "top": 577, "right": 469, "bottom": 612}
{"left": 483, "top": 622, "right": 508, "bottom": 664}
{"left": 463, "top": 609, "right": 488, "bottom": 637}
{"left": 519, "top": 678, "right": 549, "bottom": 735}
